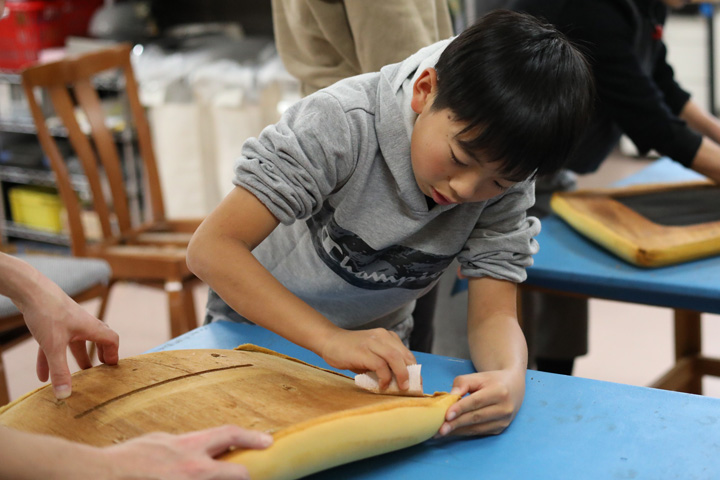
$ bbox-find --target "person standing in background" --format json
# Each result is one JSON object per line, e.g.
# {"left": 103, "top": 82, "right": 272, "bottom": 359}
{"left": 509, "top": 0, "right": 720, "bottom": 375}
{"left": 271, "top": 0, "right": 453, "bottom": 96}
{"left": 270, "top": 0, "right": 454, "bottom": 352}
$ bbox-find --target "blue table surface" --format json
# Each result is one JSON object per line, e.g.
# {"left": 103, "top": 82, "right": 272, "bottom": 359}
{"left": 151, "top": 321, "right": 720, "bottom": 480}
{"left": 456, "top": 158, "right": 720, "bottom": 314}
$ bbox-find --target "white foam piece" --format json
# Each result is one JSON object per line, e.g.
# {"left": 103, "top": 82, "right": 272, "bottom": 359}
{"left": 354, "top": 364, "right": 423, "bottom": 397}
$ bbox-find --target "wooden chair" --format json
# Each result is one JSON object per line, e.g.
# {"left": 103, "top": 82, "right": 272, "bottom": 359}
{"left": 0, "top": 253, "right": 111, "bottom": 405}
{"left": 21, "top": 44, "right": 203, "bottom": 339}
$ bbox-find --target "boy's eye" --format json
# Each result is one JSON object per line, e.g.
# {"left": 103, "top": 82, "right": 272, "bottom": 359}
{"left": 451, "top": 151, "right": 467, "bottom": 167}
{"left": 494, "top": 181, "right": 509, "bottom": 191}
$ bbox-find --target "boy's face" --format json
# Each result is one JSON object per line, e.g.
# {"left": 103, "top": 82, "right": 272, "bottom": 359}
{"left": 409, "top": 68, "right": 517, "bottom": 205}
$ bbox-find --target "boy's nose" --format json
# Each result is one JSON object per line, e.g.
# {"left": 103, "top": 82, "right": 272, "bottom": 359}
{"left": 449, "top": 174, "right": 485, "bottom": 202}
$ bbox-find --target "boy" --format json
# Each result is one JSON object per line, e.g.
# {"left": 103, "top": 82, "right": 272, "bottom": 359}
{"left": 187, "top": 10, "right": 594, "bottom": 437}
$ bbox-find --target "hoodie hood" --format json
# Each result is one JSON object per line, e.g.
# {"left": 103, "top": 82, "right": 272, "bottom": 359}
{"left": 374, "top": 38, "right": 453, "bottom": 214}
{"left": 381, "top": 38, "right": 452, "bottom": 142}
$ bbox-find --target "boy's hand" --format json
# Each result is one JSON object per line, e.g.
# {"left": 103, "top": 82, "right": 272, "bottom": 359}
{"left": 435, "top": 368, "right": 525, "bottom": 437}
{"left": 321, "top": 328, "right": 417, "bottom": 391}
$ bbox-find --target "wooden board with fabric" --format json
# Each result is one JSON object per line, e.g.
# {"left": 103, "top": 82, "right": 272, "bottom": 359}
{"left": 0, "top": 344, "right": 457, "bottom": 480}
{"left": 149, "top": 322, "right": 720, "bottom": 479}
{"left": 550, "top": 180, "right": 720, "bottom": 267}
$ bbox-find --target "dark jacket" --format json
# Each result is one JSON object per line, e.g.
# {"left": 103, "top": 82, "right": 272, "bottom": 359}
{"left": 510, "top": 0, "right": 702, "bottom": 173}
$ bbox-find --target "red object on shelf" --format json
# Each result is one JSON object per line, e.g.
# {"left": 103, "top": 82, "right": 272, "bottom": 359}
{"left": 0, "top": 0, "right": 103, "bottom": 72}
{"left": 0, "top": 1, "right": 64, "bottom": 71}
{"left": 62, "top": 0, "right": 103, "bottom": 38}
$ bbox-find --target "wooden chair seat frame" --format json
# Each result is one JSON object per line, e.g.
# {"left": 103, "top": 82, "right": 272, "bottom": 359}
{"left": 551, "top": 180, "right": 720, "bottom": 267}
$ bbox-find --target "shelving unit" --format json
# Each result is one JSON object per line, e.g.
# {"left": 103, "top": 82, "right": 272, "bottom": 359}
{"left": 2, "top": 222, "right": 69, "bottom": 246}
{"left": 0, "top": 70, "right": 142, "bottom": 247}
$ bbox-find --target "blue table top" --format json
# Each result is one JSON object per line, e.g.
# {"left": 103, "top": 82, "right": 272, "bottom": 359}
{"left": 457, "top": 158, "right": 720, "bottom": 314}
{"left": 151, "top": 321, "right": 720, "bottom": 480}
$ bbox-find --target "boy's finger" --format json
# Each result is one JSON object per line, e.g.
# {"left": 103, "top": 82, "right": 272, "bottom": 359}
{"left": 369, "top": 344, "right": 407, "bottom": 389}
{"left": 386, "top": 331, "right": 416, "bottom": 364}
{"left": 386, "top": 354, "right": 410, "bottom": 390}
{"left": 445, "top": 383, "right": 484, "bottom": 421}
{"left": 446, "top": 417, "right": 509, "bottom": 437}
{"left": 369, "top": 358, "right": 393, "bottom": 389}
{"left": 452, "top": 401, "right": 513, "bottom": 434}
{"left": 404, "top": 349, "right": 417, "bottom": 366}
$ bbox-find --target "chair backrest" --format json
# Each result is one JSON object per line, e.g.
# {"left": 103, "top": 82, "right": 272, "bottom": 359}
{"left": 21, "top": 44, "right": 166, "bottom": 257}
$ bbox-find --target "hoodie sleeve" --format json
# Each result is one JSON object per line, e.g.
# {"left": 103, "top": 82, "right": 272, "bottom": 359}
{"left": 232, "top": 92, "right": 358, "bottom": 224}
{"left": 457, "top": 180, "right": 540, "bottom": 283}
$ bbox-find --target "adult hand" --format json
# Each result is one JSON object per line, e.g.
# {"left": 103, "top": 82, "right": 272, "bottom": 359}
{"left": 436, "top": 368, "right": 525, "bottom": 437}
{"left": 0, "top": 424, "right": 273, "bottom": 480}
{"left": 102, "top": 425, "right": 273, "bottom": 480}
{"left": 18, "top": 274, "right": 119, "bottom": 400}
{"left": 321, "top": 328, "right": 416, "bottom": 390}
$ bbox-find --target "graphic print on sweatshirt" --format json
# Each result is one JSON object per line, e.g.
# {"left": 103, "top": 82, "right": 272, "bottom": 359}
{"left": 307, "top": 200, "right": 455, "bottom": 290}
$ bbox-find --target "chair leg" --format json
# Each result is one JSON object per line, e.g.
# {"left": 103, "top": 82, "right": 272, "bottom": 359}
{"left": 0, "top": 353, "right": 9, "bottom": 406}
{"left": 166, "top": 281, "right": 198, "bottom": 338}
{"left": 95, "top": 283, "right": 113, "bottom": 322}
{"left": 674, "top": 309, "right": 702, "bottom": 394}
{"left": 180, "top": 282, "right": 198, "bottom": 333}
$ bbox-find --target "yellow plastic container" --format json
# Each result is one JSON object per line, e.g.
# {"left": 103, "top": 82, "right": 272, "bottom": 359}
{"left": 8, "top": 187, "right": 64, "bottom": 233}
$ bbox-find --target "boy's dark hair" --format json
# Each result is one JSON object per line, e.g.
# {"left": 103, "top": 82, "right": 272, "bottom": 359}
{"left": 432, "top": 9, "right": 594, "bottom": 180}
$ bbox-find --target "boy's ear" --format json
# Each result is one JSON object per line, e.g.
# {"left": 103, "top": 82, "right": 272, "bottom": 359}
{"left": 410, "top": 68, "right": 438, "bottom": 114}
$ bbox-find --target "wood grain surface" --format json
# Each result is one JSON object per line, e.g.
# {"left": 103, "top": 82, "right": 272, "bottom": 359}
{"left": 0, "top": 345, "right": 458, "bottom": 480}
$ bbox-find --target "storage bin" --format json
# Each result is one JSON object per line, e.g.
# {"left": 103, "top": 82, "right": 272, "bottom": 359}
{"left": 0, "top": 1, "right": 65, "bottom": 71}
{"left": 8, "top": 186, "right": 64, "bottom": 233}
{"left": 0, "top": 0, "right": 102, "bottom": 71}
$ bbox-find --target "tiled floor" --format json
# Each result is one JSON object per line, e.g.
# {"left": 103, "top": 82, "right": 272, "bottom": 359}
{"left": 4, "top": 11, "right": 720, "bottom": 401}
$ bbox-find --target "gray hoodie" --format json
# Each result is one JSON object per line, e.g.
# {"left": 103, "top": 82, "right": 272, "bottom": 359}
{"left": 206, "top": 39, "right": 540, "bottom": 339}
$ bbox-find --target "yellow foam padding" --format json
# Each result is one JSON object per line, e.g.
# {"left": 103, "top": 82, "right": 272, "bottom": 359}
{"left": 0, "top": 344, "right": 459, "bottom": 480}
{"left": 550, "top": 194, "right": 643, "bottom": 265}
{"left": 550, "top": 183, "right": 720, "bottom": 267}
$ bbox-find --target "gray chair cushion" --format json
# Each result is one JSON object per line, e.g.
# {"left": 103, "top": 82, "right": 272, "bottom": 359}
{"left": 0, "top": 255, "right": 111, "bottom": 318}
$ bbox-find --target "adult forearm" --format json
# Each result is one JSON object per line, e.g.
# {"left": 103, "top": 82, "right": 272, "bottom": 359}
{"left": 678, "top": 100, "right": 720, "bottom": 183}
{"left": 0, "top": 428, "right": 106, "bottom": 480}
{"left": 0, "top": 253, "right": 45, "bottom": 310}
{"left": 680, "top": 99, "right": 720, "bottom": 142}
{"left": 690, "top": 137, "right": 720, "bottom": 184}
